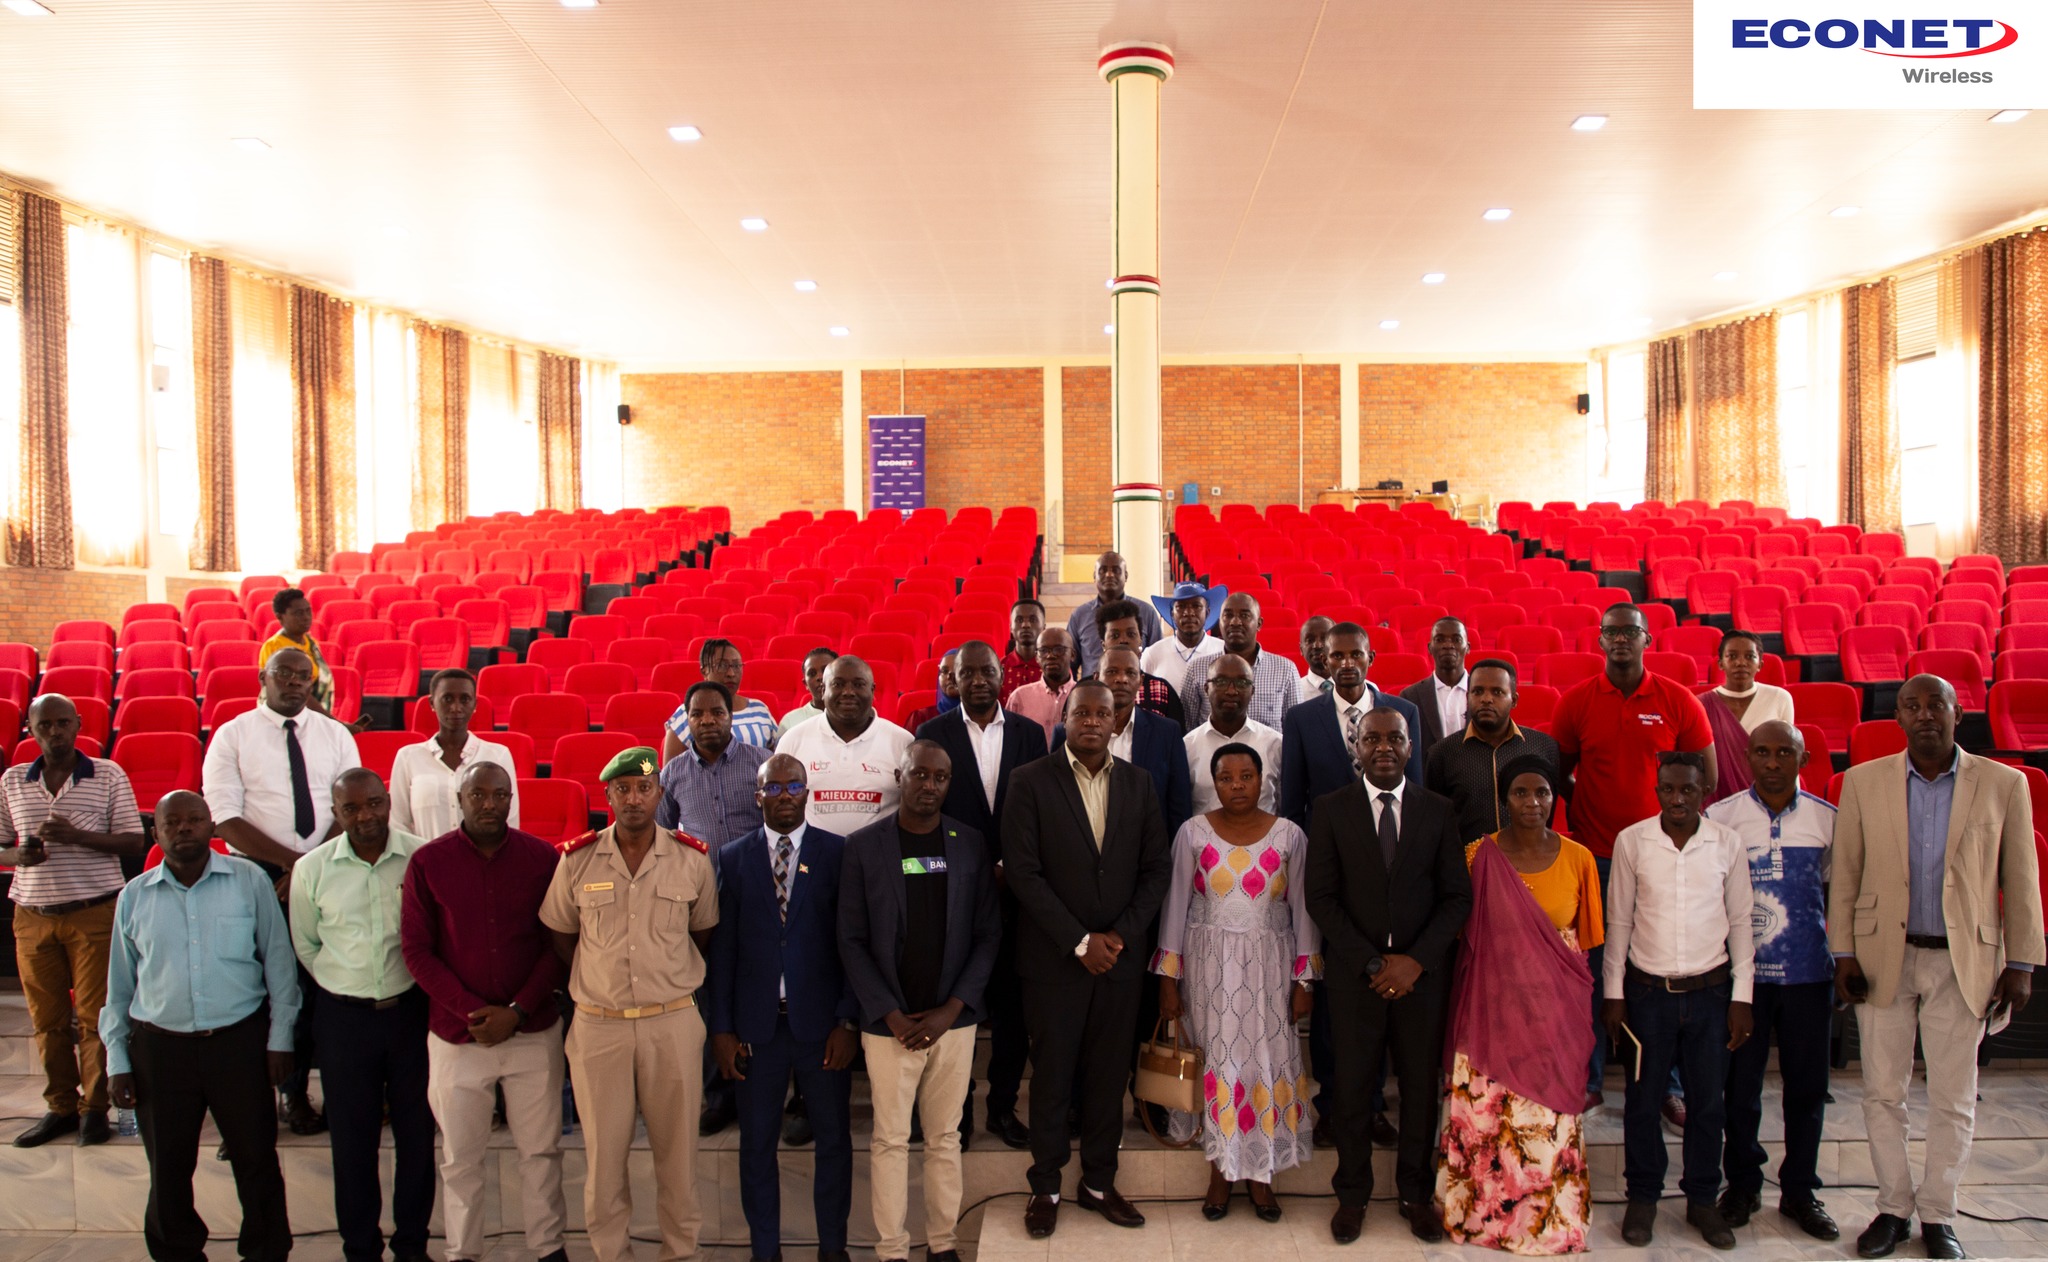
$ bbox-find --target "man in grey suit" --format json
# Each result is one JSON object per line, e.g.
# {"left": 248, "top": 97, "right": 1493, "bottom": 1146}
{"left": 1399, "top": 617, "right": 1470, "bottom": 754}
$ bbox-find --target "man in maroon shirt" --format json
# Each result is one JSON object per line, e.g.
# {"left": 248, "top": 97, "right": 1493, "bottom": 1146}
{"left": 1001, "top": 599, "right": 1046, "bottom": 702}
{"left": 399, "top": 762, "right": 569, "bottom": 1262}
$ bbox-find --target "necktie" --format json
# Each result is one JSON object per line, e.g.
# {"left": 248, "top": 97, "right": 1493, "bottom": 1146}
{"left": 283, "top": 718, "right": 315, "bottom": 840}
{"left": 1319, "top": 677, "right": 1333, "bottom": 695}
{"left": 773, "top": 835, "right": 794, "bottom": 922}
{"left": 1377, "top": 791, "right": 1399, "bottom": 870}
{"left": 1343, "top": 704, "right": 1365, "bottom": 777}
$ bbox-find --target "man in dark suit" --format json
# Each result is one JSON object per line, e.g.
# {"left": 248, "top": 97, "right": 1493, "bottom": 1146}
{"left": 1305, "top": 708, "right": 1472, "bottom": 1246}
{"left": 1005, "top": 681, "right": 1172, "bottom": 1239}
{"left": 1057, "top": 646, "right": 1192, "bottom": 840}
{"left": 839, "top": 742, "right": 1000, "bottom": 1262}
{"left": 706, "top": 753, "right": 858, "bottom": 1262}
{"left": 1399, "top": 616, "right": 1469, "bottom": 754}
{"left": 916, "top": 638, "right": 1048, "bottom": 1149}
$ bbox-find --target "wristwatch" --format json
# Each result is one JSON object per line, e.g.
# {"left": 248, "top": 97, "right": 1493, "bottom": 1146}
{"left": 507, "top": 1001, "right": 528, "bottom": 1020}
{"left": 838, "top": 1019, "right": 860, "bottom": 1032}
{"left": 1074, "top": 934, "right": 1091, "bottom": 958}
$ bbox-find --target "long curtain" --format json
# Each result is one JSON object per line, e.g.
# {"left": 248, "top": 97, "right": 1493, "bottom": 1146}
{"left": 1842, "top": 279, "right": 1903, "bottom": 534}
{"left": 228, "top": 271, "right": 297, "bottom": 573}
{"left": 411, "top": 322, "right": 467, "bottom": 529}
{"left": 538, "top": 351, "right": 582, "bottom": 510}
{"left": 581, "top": 360, "right": 622, "bottom": 511}
{"left": 1689, "top": 313, "right": 1782, "bottom": 506}
{"left": 1644, "top": 336, "right": 1687, "bottom": 503}
{"left": 466, "top": 342, "right": 536, "bottom": 516}
{"left": 1937, "top": 251, "right": 1984, "bottom": 558}
{"left": 188, "top": 256, "right": 236, "bottom": 570}
{"left": 1979, "top": 230, "right": 2048, "bottom": 565}
{"left": 65, "top": 219, "right": 147, "bottom": 568}
{"left": 7, "top": 190, "right": 71, "bottom": 567}
{"left": 291, "top": 285, "right": 357, "bottom": 567}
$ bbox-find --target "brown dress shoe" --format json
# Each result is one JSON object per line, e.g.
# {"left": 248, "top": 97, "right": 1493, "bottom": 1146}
{"left": 1024, "top": 1194, "right": 1059, "bottom": 1238}
{"left": 1330, "top": 1205, "right": 1365, "bottom": 1244}
{"left": 1400, "top": 1200, "right": 1445, "bottom": 1242}
{"left": 1076, "top": 1185, "right": 1145, "bottom": 1228}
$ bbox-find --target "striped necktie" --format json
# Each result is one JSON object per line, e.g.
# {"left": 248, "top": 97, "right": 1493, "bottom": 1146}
{"left": 1343, "top": 703, "right": 1366, "bottom": 777}
{"left": 773, "top": 836, "right": 794, "bottom": 922}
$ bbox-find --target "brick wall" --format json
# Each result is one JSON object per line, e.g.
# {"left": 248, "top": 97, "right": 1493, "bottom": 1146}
{"left": 619, "top": 372, "right": 844, "bottom": 534}
{"left": 1060, "top": 367, "right": 1113, "bottom": 561}
{"left": 1164, "top": 363, "right": 1342, "bottom": 513}
{"left": 1359, "top": 363, "right": 1588, "bottom": 508}
{"left": 859, "top": 368, "right": 1044, "bottom": 517}
{"left": 0, "top": 569, "right": 150, "bottom": 652}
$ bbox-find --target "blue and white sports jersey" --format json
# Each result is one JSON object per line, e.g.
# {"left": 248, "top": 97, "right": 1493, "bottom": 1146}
{"left": 1706, "top": 788, "right": 1835, "bottom": 986}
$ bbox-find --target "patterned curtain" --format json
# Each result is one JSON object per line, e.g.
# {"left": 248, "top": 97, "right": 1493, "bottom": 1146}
{"left": 411, "top": 322, "right": 468, "bottom": 529}
{"left": 6, "top": 191, "right": 71, "bottom": 568}
{"left": 188, "top": 256, "right": 237, "bottom": 570}
{"left": 1644, "top": 336, "right": 1687, "bottom": 503}
{"left": 1690, "top": 312, "right": 1783, "bottom": 506}
{"left": 291, "top": 286, "right": 357, "bottom": 567}
{"left": 1842, "top": 279, "right": 1903, "bottom": 533}
{"left": 537, "top": 351, "right": 582, "bottom": 510}
{"left": 1979, "top": 230, "right": 2048, "bottom": 565}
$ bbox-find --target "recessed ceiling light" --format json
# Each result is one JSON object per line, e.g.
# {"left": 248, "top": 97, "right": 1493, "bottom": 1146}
{"left": 1714, "top": 270, "right": 1738, "bottom": 281}
{"left": 793, "top": 280, "right": 817, "bottom": 292}
{"left": 740, "top": 217, "right": 769, "bottom": 232}
{"left": 383, "top": 225, "right": 409, "bottom": 240}
{"left": 667, "top": 125, "right": 702, "bottom": 142}
{"left": 1990, "top": 109, "right": 2030, "bottom": 123}
{"left": 233, "top": 137, "right": 271, "bottom": 153}
{"left": 1103, "top": 324, "right": 1116, "bottom": 335}
{"left": 2, "top": 0, "right": 54, "bottom": 16}
{"left": 1379, "top": 319, "right": 1400, "bottom": 331}
{"left": 1482, "top": 208, "right": 1512, "bottom": 221}
{"left": 828, "top": 326, "right": 849, "bottom": 337}
{"left": 1571, "top": 114, "right": 1608, "bottom": 131}
{"left": 1830, "top": 204, "right": 1862, "bottom": 217}
{"left": 560, "top": 0, "right": 598, "bottom": 8}
{"left": 1421, "top": 272, "right": 1446, "bottom": 285}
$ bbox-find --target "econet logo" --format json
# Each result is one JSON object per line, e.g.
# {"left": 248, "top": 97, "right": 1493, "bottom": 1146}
{"left": 1731, "top": 17, "right": 2019, "bottom": 55}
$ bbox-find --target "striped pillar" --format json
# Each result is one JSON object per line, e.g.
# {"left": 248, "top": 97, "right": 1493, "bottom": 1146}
{"left": 1100, "top": 42, "right": 1173, "bottom": 599}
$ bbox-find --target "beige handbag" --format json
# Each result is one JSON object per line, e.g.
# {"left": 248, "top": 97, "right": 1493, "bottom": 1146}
{"left": 1134, "top": 1017, "right": 1203, "bottom": 1147}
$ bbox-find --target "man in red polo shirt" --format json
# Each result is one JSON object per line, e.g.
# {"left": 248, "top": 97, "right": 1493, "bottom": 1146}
{"left": 1552, "top": 601, "right": 1715, "bottom": 1121}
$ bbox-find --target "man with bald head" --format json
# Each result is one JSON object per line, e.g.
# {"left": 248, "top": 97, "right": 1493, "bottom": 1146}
{"left": 1069, "top": 550, "right": 1163, "bottom": 678}
{"left": 777, "top": 654, "right": 914, "bottom": 837}
{"left": 103, "top": 789, "right": 299, "bottom": 1262}
{"left": 2, "top": 692, "right": 146, "bottom": 1148}
{"left": 1703, "top": 721, "right": 1839, "bottom": 1241}
{"left": 1832, "top": 675, "right": 2043, "bottom": 1260}
{"left": 203, "top": 643, "right": 361, "bottom": 1133}
{"left": 291, "top": 768, "right": 434, "bottom": 1262}
{"left": 401, "top": 761, "right": 569, "bottom": 1262}
{"left": 1183, "top": 591, "right": 1300, "bottom": 732}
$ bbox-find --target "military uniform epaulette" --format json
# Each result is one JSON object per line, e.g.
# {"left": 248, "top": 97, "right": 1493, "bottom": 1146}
{"left": 674, "top": 830, "right": 710, "bottom": 855}
{"left": 559, "top": 830, "right": 600, "bottom": 855}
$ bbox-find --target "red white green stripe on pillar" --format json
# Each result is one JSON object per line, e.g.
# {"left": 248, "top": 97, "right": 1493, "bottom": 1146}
{"left": 1098, "top": 43, "right": 1175, "bottom": 81}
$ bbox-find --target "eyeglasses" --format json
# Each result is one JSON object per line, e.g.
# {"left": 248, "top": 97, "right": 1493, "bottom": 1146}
{"left": 759, "top": 782, "right": 807, "bottom": 798}
{"left": 1208, "top": 678, "right": 1254, "bottom": 690}
{"left": 1599, "top": 627, "right": 1647, "bottom": 641}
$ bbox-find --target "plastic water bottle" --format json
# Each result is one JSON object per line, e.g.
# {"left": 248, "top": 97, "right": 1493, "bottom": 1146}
{"left": 560, "top": 1077, "right": 578, "bottom": 1135}
{"left": 115, "top": 1107, "right": 138, "bottom": 1137}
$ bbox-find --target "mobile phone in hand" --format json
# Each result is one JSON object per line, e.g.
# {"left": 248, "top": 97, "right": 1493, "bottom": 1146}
{"left": 1845, "top": 972, "right": 1869, "bottom": 1001}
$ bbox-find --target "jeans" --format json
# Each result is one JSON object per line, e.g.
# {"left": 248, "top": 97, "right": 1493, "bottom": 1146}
{"left": 1724, "top": 980, "right": 1832, "bottom": 1204}
{"left": 1623, "top": 976, "right": 1731, "bottom": 1206}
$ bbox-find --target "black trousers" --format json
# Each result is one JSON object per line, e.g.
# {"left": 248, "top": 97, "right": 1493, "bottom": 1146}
{"left": 1024, "top": 973, "right": 1141, "bottom": 1195}
{"left": 1325, "top": 966, "right": 1448, "bottom": 1206}
{"left": 312, "top": 987, "right": 435, "bottom": 1262}
{"left": 1724, "top": 979, "right": 1833, "bottom": 1203}
{"left": 981, "top": 892, "right": 1030, "bottom": 1117}
{"left": 736, "top": 1015, "right": 853, "bottom": 1257}
{"left": 130, "top": 1011, "right": 291, "bottom": 1262}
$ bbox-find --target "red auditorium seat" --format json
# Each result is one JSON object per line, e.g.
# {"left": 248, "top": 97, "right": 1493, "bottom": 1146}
{"left": 508, "top": 694, "right": 591, "bottom": 768}
{"left": 1859, "top": 602, "right": 1926, "bottom": 642}
{"left": 1920, "top": 622, "right": 1992, "bottom": 674}
{"left": 500, "top": 586, "right": 549, "bottom": 635}
{"left": 12, "top": 735, "right": 102, "bottom": 765}
{"left": 531, "top": 570, "right": 585, "bottom": 616}
{"left": 452, "top": 599, "right": 511, "bottom": 652}
{"left": 563, "top": 662, "right": 636, "bottom": 711}
{"left": 600, "top": 637, "right": 670, "bottom": 689}
{"left": 385, "top": 599, "right": 441, "bottom": 633}
{"left": 1907, "top": 650, "right": 1987, "bottom": 712}
{"left": 110, "top": 733, "right": 204, "bottom": 813}
{"left": 53, "top": 620, "right": 116, "bottom": 648}
{"left": 1998, "top": 648, "right": 2048, "bottom": 683}
{"left": 332, "top": 619, "right": 397, "bottom": 666}
{"left": 118, "top": 641, "right": 191, "bottom": 675}
{"left": 355, "top": 642, "right": 422, "bottom": 697}
{"left": 516, "top": 777, "right": 589, "bottom": 845}
{"left": 1684, "top": 572, "right": 1737, "bottom": 619}
{"left": 478, "top": 662, "right": 548, "bottom": 713}
{"left": 552, "top": 731, "right": 639, "bottom": 822}
{"left": 1643, "top": 652, "right": 1698, "bottom": 687}
{"left": 119, "top": 619, "right": 184, "bottom": 649}
{"left": 113, "top": 696, "right": 201, "bottom": 741}
{"left": 1841, "top": 626, "right": 1913, "bottom": 688}
{"left": 1783, "top": 604, "right": 1847, "bottom": 659}
{"left": 1849, "top": 720, "right": 1908, "bottom": 765}
{"left": 0, "top": 643, "right": 36, "bottom": 680}
{"left": 1933, "top": 598, "right": 1998, "bottom": 644}
{"left": 115, "top": 667, "right": 195, "bottom": 704}
{"left": 1661, "top": 625, "right": 1723, "bottom": 681}
{"left": 1731, "top": 586, "right": 1789, "bottom": 635}
{"left": 568, "top": 614, "right": 631, "bottom": 658}
{"left": 1991, "top": 681, "right": 2048, "bottom": 754}
{"left": 1787, "top": 682, "right": 1860, "bottom": 756}
{"left": 191, "top": 619, "right": 256, "bottom": 653}
{"left": 0, "top": 698, "right": 20, "bottom": 745}
{"left": 40, "top": 666, "right": 112, "bottom": 705}
{"left": 1372, "top": 652, "right": 1431, "bottom": 691}
{"left": 202, "top": 695, "right": 258, "bottom": 732}
{"left": 606, "top": 595, "right": 661, "bottom": 633}
{"left": 1796, "top": 725, "right": 1835, "bottom": 796}
{"left": 48, "top": 641, "right": 116, "bottom": 673}
{"left": 352, "top": 730, "right": 415, "bottom": 783}
{"left": 602, "top": 691, "right": 682, "bottom": 750}
{"left": 651, "top": 661, "right": 705, "bottom": 696}
{"left": 526, "top": 639, "right": 593, "bottom": 692}
{"left": 122, "top": 602, "right": 180, "bottom": 627}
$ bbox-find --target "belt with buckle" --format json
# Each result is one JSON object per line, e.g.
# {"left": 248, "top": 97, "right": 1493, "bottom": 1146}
{"left": 1626, "top": 962, "right": 1732, "bottom": 993}
{"left": 1906, "top": 933, "right": 1950, "bottom": 950}
{"left": 134, "top": 1011, "right": 262, "bottom": 1040}
{"left": 575, "top": 996, "right": 695, "bottom": 1020}
{"left": 22, "top": 891, "right": 120, "bottom": 917}
{"left": 327, "top": 987, "right": 416, "bottom": 1011}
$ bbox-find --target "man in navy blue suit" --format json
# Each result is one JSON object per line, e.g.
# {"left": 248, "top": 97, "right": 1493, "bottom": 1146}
{"left": 916, "top": 639, "right": 1048, "bottom": 1149}
{"left": 1279, "top": 620, "right": 1424, "bottom": 1146}
{"left": 705, "top": 753, "right": 859, "bottom": 1262}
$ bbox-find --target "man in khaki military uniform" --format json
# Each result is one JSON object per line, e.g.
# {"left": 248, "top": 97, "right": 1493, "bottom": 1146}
{"left": 542, "top": 747, "right": 719, "bottom": 1262}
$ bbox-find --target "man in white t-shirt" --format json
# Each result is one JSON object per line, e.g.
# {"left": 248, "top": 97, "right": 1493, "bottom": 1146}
{"left": 389, "top": 669, "right": 520, "bottom": 841}
{"left": 774, "top": 656, "right": 913, "bottom": 837}
{"left": 1141, "top": 582, "right": 1224, "bottom": 684}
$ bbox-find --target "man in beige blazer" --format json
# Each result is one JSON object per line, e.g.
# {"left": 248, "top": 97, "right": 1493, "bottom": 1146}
{"left": 1831, "top": 675, "right": 2042, "bottom": 1261}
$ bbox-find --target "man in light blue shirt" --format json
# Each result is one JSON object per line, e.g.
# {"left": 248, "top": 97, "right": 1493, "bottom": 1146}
{"left": 104, "top": 790, "right": 299, "bottom": 1262}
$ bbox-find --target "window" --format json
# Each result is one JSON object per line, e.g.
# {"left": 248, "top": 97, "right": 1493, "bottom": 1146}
{"left": 228, "top": 270, "right": 297, "bottom": 573}
{"left": 353, "top": 306, "right": 413, "bottom": 544}
{"left": 1592, "top": 349, "right": 1647, "bottom": 506}
{"left": 582, "top": 360, "right": 623, "bottom": 511}
{"left": 66, "top": 219, "right": 146, "bottom": 567}
{"left": 149, "top": 249, "right": 196, "bottom": 541}
{"left": 468, "top": 343, "right": 539, "bottom": 515}
{"left": 1893, "top": 269, "right": 1968, "bottom": 555}
{"left": 1776, "top": 307, "right": 1816, "bottom": 520}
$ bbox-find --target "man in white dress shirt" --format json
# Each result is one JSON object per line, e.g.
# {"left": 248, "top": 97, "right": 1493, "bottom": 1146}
{"left": 202, "top": 645, "right": 361, "bottom": 1134}
{"left": 390, "top": 669, "right": 520, "bottom": 841}
{"left": 1601, "top": 751, "right": 1754, "bottom": 1251}
{"left": 1141, "top": 582, "right": 1224, "bottom": 684}
{"left": 1184, "top": 654, "right": 1282, "bottom": 814}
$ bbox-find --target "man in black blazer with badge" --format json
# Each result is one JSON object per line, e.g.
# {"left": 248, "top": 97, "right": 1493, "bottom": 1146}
{"left": 916, "top": 639, "right": 1049, "bottom": 1148}
{"left": 1004, "top": 680, "right": 1171, "bottom": 1239}
{"left": 1305, "top": 707, "right": 1471, "bottom": 1247}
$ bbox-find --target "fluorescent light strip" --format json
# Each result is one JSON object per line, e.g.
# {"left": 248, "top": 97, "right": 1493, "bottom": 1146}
{"left": 1571, "top": 114, "right": 1607, "bottom": 131}
{"left": 667, "top": 125, "right": 702, "bottom": 142}
{"left": 1482, "top": 208, "right": 1512, "bottom": 221}
{"left": 740, "top": 217, "right": 769, "bottom": 231}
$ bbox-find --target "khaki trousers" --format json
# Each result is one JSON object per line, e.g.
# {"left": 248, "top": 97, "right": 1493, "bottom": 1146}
{"left": 13, "top": 899, "right": 114, "bottom": 1115}
{"left": 567, "top": 1004, "right": 705, "bottom": 1262}
{"left": 1857, "top": 944, "right": 1985, "bottom": 1224}
{"left": 425, "top": 1028, "right": 568, "bottom": 1261}
{"left": 865, "top": 1025, "right": 976, "bottom": 1259}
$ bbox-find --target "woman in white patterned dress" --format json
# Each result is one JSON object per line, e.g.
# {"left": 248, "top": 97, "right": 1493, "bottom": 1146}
{"left": 1155, "top": 742, "right": 1320, "bottom": 1223}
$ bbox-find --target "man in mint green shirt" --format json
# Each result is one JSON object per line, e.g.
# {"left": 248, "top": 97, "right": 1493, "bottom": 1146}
{"left": 289, "top": 768, "right": 433, "bottom": 1262}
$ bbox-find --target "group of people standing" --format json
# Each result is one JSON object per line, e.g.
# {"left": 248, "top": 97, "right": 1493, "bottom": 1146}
{"left": 1, "top": 552, "right": 2041, "bottom": 1261}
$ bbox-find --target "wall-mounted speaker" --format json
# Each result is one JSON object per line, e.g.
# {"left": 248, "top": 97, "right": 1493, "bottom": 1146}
{"left": 1576, "top": 393, "right": 1591, "bottom": 415}
{"left": 617, "top": 404, "right": 632, "bottom": 425}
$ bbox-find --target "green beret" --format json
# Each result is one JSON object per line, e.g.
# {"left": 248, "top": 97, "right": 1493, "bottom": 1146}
{"left": 599, "top": 747, "right": 661, "bottom": 783}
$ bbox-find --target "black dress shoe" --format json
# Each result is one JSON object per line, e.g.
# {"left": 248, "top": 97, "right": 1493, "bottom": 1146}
{"left": 77, "top": 1111, "right": 111, "bottom": 1146}
{"left": 909, "top": 1109, "right": 924, "bottom": 1144}
{"left": 1399, "top": 1200, "right": 1444, "bottom": 1242}
{"left": 1685, "top": 1201, "right": 1736, "bottom": 1250}
{"left": 987, "top": 1108, "right": 1030, "bottom": 1149}
{"left": 958, "top": 1112, "right": 974, "bottom": 1150}
{"left": 699, "top": 1093, "right": 738, "bottom": 1136}
{"left": 1076, "top": 1185, "right": 1146, "bottom": 1227}
{"left": 1329, "top": 1205, "right": 1364, "bottom": 1244}
{"left": 1922, "top": 1224, "right": 1966, "bottom": 1259}
{"left": 818, "top": 1250, "right": 851, "bottom": 1262}
{"left": 13, "top": 1112, "right": 79, "bottom": 1148}
{"left": 1247, "top": 1182, "right": 1282, "bottom": 1223}
{"left": 927, "top": 1250, "right": 960, "bottom": 1262}
{"left": 281, "top": 1094, "right": 327, "bottom": 1136}
{"left": 1779, "top": 1198, "right": 1839, "bottom": 1241}
{"left": 537, "top": 1251, "right": 569, "bottom": 1262}
{"left": 1024, "top": 1194, "right": 1059, "bottom": 1238}
{"left": 1138, "top": 1100, "right": 1171, "bottom": 1136}
{"left": 781, "top": 1110, "right": 814, "bottom": 1147}
{"left": 1621, "top": 1199, "right": 1657, "bottom": 1247}
{"left": 1312, "top": 1113, "right": 1335, "bottom": 1148}
{"left": 1370, "top": 1112, "right": 1399, "bottom": 1148}
{"left": 748, "top": 1255, "right": 782, "bottom": 1262}
{"left": 392, "top": 1253, "right": 436, "bottom": 1262}
{"left": 1856, "top": 1213, "right": 1913, "bottom": 1258}
{"left": 1717, "top": 1186, "right": 1759, "bottom": 1227}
